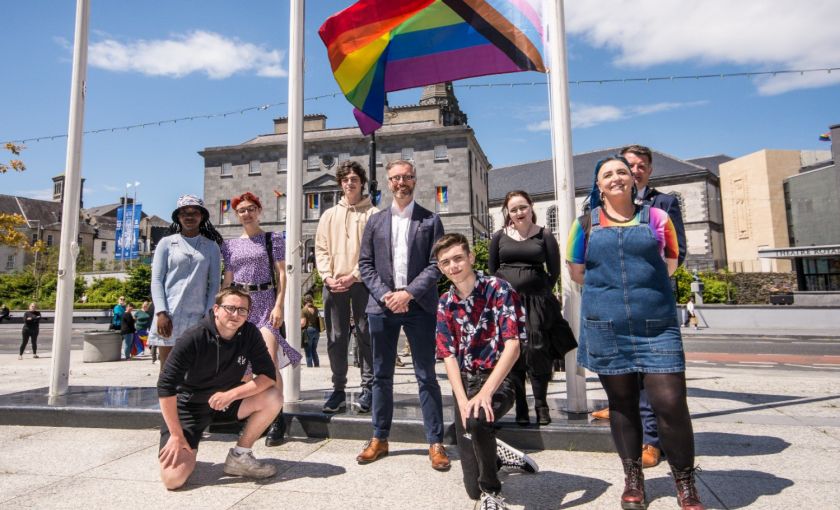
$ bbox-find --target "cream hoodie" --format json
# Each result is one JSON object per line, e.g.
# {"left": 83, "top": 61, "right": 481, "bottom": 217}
{"left": 315, "top": 195, "right": 378, "bottom": 282}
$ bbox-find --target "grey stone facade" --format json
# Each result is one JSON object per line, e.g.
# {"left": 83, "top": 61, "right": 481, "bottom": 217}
{"left": 200, "top": 85, "right": 491, "bottom": 261}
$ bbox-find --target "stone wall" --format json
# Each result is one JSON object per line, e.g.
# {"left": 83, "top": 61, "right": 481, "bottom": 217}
{"left": 703, "top": 271, "right": 798, "bottom": 304}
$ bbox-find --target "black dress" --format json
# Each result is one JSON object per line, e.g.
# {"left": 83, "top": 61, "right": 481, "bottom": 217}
{"left": 489, "top": 228, "right": 577, "bottom": 375}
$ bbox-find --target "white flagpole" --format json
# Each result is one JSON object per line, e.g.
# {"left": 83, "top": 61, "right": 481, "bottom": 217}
{"left": 49, "top": 0, "right": 90, "bottom": 397}
{"left": 547, "top": 0, "right": 587, "bottom": 413}
{"left": 283, "top": 0, "right": 305, "bottom": 402}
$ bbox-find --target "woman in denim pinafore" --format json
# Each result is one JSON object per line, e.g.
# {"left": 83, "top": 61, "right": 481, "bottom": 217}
{"left": 567, "top": 157, "right": 705, "bottom": 510}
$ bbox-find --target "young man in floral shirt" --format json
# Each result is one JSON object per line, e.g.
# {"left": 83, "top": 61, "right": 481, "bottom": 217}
{"left": 434, "top": 233, "right": 538, "bottom": 510}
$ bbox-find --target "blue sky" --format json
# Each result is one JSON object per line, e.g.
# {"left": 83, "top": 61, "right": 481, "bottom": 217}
{"left": 2, "top": 0, "right": 839, "bottom": 218}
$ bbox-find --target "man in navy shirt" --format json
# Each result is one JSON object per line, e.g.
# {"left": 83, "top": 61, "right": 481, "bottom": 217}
{"left": 435, "top": 233, "right": 538, "bottom": 510}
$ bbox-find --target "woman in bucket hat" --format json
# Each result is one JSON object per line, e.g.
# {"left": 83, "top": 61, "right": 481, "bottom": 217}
{"left": 147, "top": 195, "right": 224, "bottom": 371}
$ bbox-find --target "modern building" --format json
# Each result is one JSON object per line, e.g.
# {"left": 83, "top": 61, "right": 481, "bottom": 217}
{"left": 200, "top": 83, "right": 492, "bottom": 262}
{"left": 759, "top": 123, "right": 840, "bottom": 302}
{"left": 488, "top": 148, "right": 729, "bottom": 270}
{"left": 720, "top": 149, "right": 832, "bottom": 273}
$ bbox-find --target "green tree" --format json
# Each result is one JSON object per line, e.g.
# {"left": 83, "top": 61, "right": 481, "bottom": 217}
{"left": 437, "top": 238, "right": 490, "bottom": 295}
{"left": 124, "top": 263, "right": 152, "bottom": 303}
{"left": 87, "top": 277, "right": 127, "bottom": 304}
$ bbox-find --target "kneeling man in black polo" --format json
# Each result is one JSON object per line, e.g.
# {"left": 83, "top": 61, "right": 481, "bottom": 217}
{"left": 157, "top": 288, "right": 283, "bottom": 489}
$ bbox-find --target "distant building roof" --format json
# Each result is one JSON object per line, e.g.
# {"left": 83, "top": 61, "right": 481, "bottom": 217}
{"left": 489, "top": 147, "right": 716, "bottom": 202}
{"left": 85, "top": 201, "right": 149, "bottom": 219}
{"left": 685, "top": 154, "right": 734, "bottom": 176}
{"left": 0, "top": 194, "right": 95, "bottom": 234}
{"left": 145, "top": 215, "right": 171, "bottom": 228}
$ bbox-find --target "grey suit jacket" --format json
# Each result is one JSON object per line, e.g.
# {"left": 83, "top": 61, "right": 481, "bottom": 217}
{"left": 359, "top": 202, "right": 444, "bottom": 315}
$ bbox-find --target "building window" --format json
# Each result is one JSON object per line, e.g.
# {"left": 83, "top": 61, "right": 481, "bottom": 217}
{"left": 307, "top": 155, "right": 320, "bottom": 170}
{"left": 47, "top": 234, "right": 54, "bottom": 247}
{"left": 401, "top": 147, "right": 414, "bottom": 161}
{"left": 53, "top": 180, "right": 63, "bottom": 197}
{"left": 488, "top": 215, "right": 494, "bottom": 233}
{"left": 547, "top": 206, "right": 558, "bottom": 234}
{"left": 339, "top": 153, "right": 350, "bottom": 165}
{"left": 305, "top": 193, "right": 320, "bottom": 220}
{"left": 221, "top": 162, "right": 232, "bottom": 176}
{"left": 100, "top": 241, "right": 107, "bottom": 253}
{"left": 277, "top": 195, "right": 286, "bottom": 222}
{"left": 668, "top": 192, "right": 686, "bottom": 221}
{"left": 376, "top": 150, "right": 382, "bottom": 165}
{"left": 6, "top": 254, "right": 14, "bottom": 269}
{"left": 435, "top": 186, "right": 449, "bottom": 213}
{"left": 278, "top": 157, "right": 287, "bottom": 172}
{"left": 249, "top": 160, "right": 260, "bottom": 174}
{"left": 220, "top": 200, "right": 232, "bottom": 225}
{"left": 434, "top": 145, "right": 447, "bottom": 160}
{"left": 32, "top": 233, "right": 38, "bottom": 245}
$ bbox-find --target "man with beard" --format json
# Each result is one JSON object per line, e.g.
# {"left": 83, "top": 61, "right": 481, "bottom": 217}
{"left": 356, "top": 159, "right": 449, "bottom": 471}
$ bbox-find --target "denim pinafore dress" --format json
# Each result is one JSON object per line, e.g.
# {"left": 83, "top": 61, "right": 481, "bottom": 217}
{"left": 577, "top": 206, "right": 685, "bottom": 375}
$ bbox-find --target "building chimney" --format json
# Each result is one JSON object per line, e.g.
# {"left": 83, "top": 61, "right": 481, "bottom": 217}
{"left": 273, "top": 114, "right": 327, "bottom": 134}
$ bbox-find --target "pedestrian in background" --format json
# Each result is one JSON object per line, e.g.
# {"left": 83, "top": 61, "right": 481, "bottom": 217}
{"left": 121, "top": 303, "right": 136, "bottom": 359}
{"left": 682, "top": 296, "right": 697, "bottom": 330}
{"left": 0, "top": 303, "right": 10, "bottom": 324}
{"left": 147, "top": 195, "right": 223, "bottom": 372}
{"left": 110, "top": 296, "right": 126, "bottom": 331}
{"left": 135, "top": 301, "right": 152, "bottom": 355}
{"left": 19, "top": 302, "right": 41, "bottom": 360}
{"left": 300, "top": 295, "right": 321, "bottom": 368}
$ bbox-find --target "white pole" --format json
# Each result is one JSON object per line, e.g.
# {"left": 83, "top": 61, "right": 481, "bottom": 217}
{"left": 131, "top": 184, "right": 138, "bottom": 268}
{"left": 547, "top": 0, "right": 587, "bottom": 413}
{"left": 283, "top": 0, "right": 305, "bottom": 403}
{"left": 121, "top": 184, "right": 129, "bottom": 271}
{"left": 49, "top": 0, "right": 90, "bottom": 397}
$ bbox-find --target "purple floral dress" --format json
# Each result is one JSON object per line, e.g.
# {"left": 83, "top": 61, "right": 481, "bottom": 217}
{"left": 221, "top": 232, "right": 302, "bottom": 369}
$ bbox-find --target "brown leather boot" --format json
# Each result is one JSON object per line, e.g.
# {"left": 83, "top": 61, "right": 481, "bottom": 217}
{"left": 591, "top": 408, "right": 610, "bottom": 420}
{"left": 429, "top": 443, "right": 451, "bottom": 471}
{"left": 671, "top": 465, "right": 705, "bottom": 510}
{"left": 620, "top": 458, "right": 645, "bottom": 510}
{"left": 356, "top": 438, "right": 388, "bottom": 464}
{"left": 641, "top": 445, "right": 661, "bottom": 468}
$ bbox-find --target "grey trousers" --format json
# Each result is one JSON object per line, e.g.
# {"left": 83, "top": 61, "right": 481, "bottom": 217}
{"left": 324, "top": 282, "right": 373, "bottom": 391}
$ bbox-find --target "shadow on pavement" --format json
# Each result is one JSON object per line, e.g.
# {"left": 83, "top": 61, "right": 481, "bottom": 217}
{"left": 182, "top": 459, "right": 346, "bottom": 489}
{"left": 645, "top": 469, "right": 794, "bottom": 509}
{"left": 695, "top": 431, "right": 791, "bottom": 457}
{"left": 687, "top": 387, "right": 801, "bottom": 404}
{"left": 500, "top": 470, "right": 611, "bottom": 509}
{"left": 692, "top": 394, "right": 840, "bottom": 420}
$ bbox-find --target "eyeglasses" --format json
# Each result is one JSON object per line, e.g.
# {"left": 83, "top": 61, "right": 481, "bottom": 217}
{"left": 388, "top": 175, "right": 415, "bottom": 183}
{"left": 236, "top": 206, "right": 258, "bottom": 215}
{"left": 219, "top": 304, "right": 251, "bottom": 316}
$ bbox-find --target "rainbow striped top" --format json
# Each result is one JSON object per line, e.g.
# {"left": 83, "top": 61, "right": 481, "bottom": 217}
{"left": 566, "top": 207, "right": 679, "bottom": 264}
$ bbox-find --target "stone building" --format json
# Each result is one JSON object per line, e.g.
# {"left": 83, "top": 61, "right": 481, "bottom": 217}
{"left": 488, "top": 148, "right": 729, "bottom": 271}
{"left": 200, "top": 84, "right": 492, "bottom": 262}
{"left": 720, "top": 149, "right": 831, "bottom": 273}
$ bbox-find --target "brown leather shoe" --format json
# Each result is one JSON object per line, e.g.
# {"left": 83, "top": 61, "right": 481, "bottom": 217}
{"left": 591, "top": 408, "right": 610, "bottom": 420}
{"left": 429, "top": 443, "right": 451, "bottom": 471}
{"left": 642, "top": 444, "right": 661, "bottom": 468}
{"left": 356, "top": 438, "right": 388, "bottom": 464}
{"left": 395, "top": 357, "right": 405, "bottom": 367}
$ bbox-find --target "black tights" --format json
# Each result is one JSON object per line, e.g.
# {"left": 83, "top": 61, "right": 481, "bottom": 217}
{"left": 510, "top": 364, "right": 551, "bottom": 417}
{"left": 599, "top": 372, "right": 695, "bottom": 470}
{"left": 21, "top": 329, "right": 38, "bottom": 356}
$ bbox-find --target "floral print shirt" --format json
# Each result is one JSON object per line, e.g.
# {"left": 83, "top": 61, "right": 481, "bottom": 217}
{"left": 436, "top": 272, "right": 527, "bottom": 373}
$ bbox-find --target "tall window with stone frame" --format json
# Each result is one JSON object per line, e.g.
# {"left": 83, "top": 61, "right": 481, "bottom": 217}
{"left": 339, "top": 153, "right": 350, "bottom": 165}
{"left": 278, "top": 157, "right": 287, "bottom": 173}
{"left": 401, "top": 147, "right": 414, "bottom": 161}
{"left": 668, "top": 192, "right": 686, "bottom": 221}
{"left": 277, "top": 195, "right": 287, "bottom": 222}
{"left": 305, "top": 193, "right": 320, "bottom": 220}
{"left": 221, "top": 162, "right": 232, "bottom": 176}
{"left": 307, "top": 155, "right": 320, "bottom": 170}
{"left": 6, "top": 254, "right": 14, "bottom": 269}
{"left": 547, "top": 206, "right": 558, "bottom": 235}
{"left": 249, "top": 160, "right": 260, "bottom": 175}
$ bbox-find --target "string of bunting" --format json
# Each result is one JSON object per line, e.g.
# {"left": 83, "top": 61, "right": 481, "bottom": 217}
{"left": 3, "top": 67, "right": 838, "bottom": 145}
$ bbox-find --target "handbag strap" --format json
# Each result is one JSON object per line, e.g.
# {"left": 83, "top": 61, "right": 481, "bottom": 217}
{"left": 265, "top": 232, "right": 277, "bottom": 288}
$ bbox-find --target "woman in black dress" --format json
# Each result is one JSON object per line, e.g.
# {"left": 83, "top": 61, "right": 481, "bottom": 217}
{"left": 489, "top": 190, "right": 577, "bottom": 425}
{"left": 20, "top": 302, "right": 42, "bottom": 360}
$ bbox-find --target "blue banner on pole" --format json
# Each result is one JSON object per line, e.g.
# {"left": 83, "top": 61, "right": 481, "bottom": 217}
{"left": 114, "top": 204, "right": 142, "bottom": 260}
{"left": 115, "top": 206, "right": 124, "bottom": 260}
{"left": 131, "top": 203, "right": 142, "bottom": 259}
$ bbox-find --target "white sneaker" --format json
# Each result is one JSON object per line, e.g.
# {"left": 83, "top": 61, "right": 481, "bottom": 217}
{"left": 223, "top": 449, "right": 276, "bottom": 479}
{"left": 495, "top": 438, "right": 539, "bottom": 473}
{"left": 479, "top": 491, "right": 508, "bottom": 510}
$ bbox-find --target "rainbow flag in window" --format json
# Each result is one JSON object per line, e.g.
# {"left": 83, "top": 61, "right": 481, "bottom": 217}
{"left": 436, "top": 186, "right": 448, "bottom": 203}
{"left": 307, "top": 194, "right": 319, "bottom": 209}
{"left": 319, "top": 0, "right": 548, "bottom": 135}
{"left": 819, "top": 133, "right": 831, "bottom": 142}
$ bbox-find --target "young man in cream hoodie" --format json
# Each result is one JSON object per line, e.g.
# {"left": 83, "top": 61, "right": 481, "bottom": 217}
{"left": 316, "top": 161, "right": 379, "bottom": 413}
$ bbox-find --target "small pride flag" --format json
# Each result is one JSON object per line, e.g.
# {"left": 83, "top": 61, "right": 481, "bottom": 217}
{"left": 307, "top": 194, "right": 319, "bottom": 209}
{"left": 436, "top": 186, "right": 448, "bottom": 203}
{"left": 819, "top": 133, "right": 831, "bottom": 142}
{"left": 273, "top": 189, "right": 285, "bottom": 198}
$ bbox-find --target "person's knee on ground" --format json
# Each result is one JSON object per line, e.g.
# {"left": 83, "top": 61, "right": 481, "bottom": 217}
{"left": 159, "top": 450, "right": 196, "bottom": 490}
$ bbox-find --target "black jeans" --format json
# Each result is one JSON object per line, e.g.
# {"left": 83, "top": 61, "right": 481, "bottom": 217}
{"left": 324, "top": 282, "right": 373, "bottom": 391}
{"left": 21, "top": 328, "right": 38, "bottom": 356}
{"left": 453, "top": 372, "right": 516, "bottom": 499}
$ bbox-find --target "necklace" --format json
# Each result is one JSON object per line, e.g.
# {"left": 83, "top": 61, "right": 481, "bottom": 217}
{"left": 508, "top": 224, "right": 536, "bottom": 241}
{"left": 176, "top": 234, "right": 199, "bottom": 261}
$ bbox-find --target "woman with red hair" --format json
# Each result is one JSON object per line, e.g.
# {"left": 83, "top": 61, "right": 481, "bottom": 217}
{"left": 221, "top": 191, "right": 302, "bottom": 447}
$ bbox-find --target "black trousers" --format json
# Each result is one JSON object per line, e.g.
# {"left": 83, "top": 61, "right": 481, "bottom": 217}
{"left": 21, "top": 328, "right": 39, "bottom": 356}
{"left": 453, "top": 372, "right": 516, "bottom": 499}
{"left": 509, "top": 360, "right": 551, "bottom": 418}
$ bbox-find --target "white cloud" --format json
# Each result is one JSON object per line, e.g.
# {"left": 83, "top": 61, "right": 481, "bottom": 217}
{"left": 102, "top": 184, "right": 119, "bottom": 191}
{"left": 564, "top": 0, "right": 840, "bottom": 95}
{"left": 526, "top": 101, "right": 707, "bottom": 130}
{"left": 17, "top": 189, "right": 54, "bottom": 201}
{"left": 88, "top": 30, "right": 286, "bottom": 79}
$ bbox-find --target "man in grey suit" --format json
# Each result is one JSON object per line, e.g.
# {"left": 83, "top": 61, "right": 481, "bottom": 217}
{"left": 356, "top": 159, "right": 450, "bottom": 471}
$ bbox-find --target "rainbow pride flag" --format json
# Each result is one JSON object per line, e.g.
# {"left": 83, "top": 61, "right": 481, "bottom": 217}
{"left": 819, "top": 133, "right": 831, "bottom": 142}
{"left": 436, "top": 186, "right": 448, "bottom": 203}
{"left": 274, "top": 189, "right": 285, "bottom": 198}
{"left": 320, "top": 0, "right": 548, "bottom": 135}
{"left": 307, "top": 194, "right": 319, "bottom": 209}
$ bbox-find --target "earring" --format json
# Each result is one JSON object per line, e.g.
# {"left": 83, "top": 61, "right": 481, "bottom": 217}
{"left": 599, "top": 190, "right": 605, "bottom": 204}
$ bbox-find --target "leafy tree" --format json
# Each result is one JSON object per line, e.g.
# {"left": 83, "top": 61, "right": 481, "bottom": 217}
{"left": 436, "top": 238, "right": 490, "bottom": 295}
{"left": 1, "top": 143, "right": 43, "bottom": 253}
{"left": 87, "top": 277, "right": 126, "bottom": 304}
{"left": 124, "top": 263, "right": 152, "bottom": 303}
